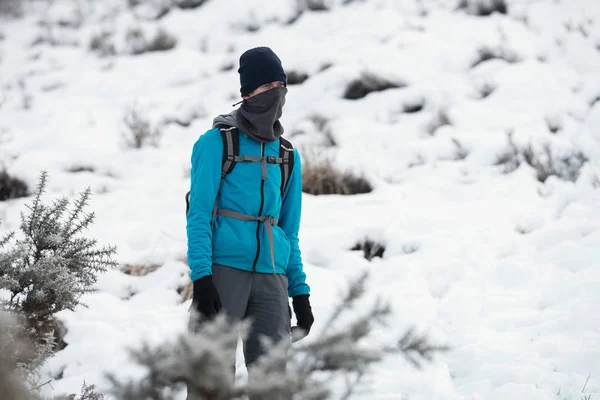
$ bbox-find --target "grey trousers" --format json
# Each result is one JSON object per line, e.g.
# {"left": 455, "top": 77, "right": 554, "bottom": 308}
{"left": 187, "top": 265, "right": 291, "bottom": 399}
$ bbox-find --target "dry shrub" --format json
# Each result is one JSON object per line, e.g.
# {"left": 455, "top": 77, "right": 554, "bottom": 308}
{"left": 0, "top": 169, "right": 28, "bottom": 201}
{"left": 298, "top": 0, "right": 331, "bottom": 12}
{"left": 457, "top": 0, "right": 507, "bottom": 16}
{"left": 121, "top": 263, "right": 160, "bottom": 276}
{"left": 66, "top": 165, "right": 95, "bottom": 173}
{"left": 403, "top": 97, "right": 425, "bottom": 113}
{"left": 351, "top": 239, "right": 385, "bottom": 261}
{"left": 148, "top": 28, "right": 177, "bottom": 52}
{"left": 344, "top": 73, "right": 406, "bottom": 100}
{"left": 121, "top": 104, "right": 162, "bottom": 149}
{"left": 125, "top": 26, "right": 177, "bottom": 55}
{"left": 287, "top": 71, "right": 310, "bottom": 85}
{"left": 180, "top": 281, "right": 193, "bottom": 302}
{"left": 89, "top": 31, "right": 116, "bottom": 57}
{"left": 302, "top": 151, "right": 372, "bottom": 195}
{"left": 174, "top": 0, "right": 209, "bottom": 9}
{"left": 495, "top": 132, "right": 588, "bottom": 182}
{"left": 471, "top": 45, "right": 520, "bottom": 68}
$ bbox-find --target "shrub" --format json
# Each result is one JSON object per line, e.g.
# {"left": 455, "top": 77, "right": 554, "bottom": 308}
{"left": 125, "top": 26, "right": 147, "bottom": 55}
{"left": 471, "top": 45, "right": 520, "bottom": 68}
{"left": 522, "top": 143, "right": 587, "bottom": 183}
{"left": 0, "top": 172, "right": 117, "bottom": 342}
{"left": 0, "top": 173, "right": 115, "bottom": 399}
{"left": 344, "top": 73, "right": 406, "bottom": 100}
{"left": 147, "top": 28, "right": 177, "bottom": 52}
{"left": 495, "top": 133, "right": 588, "bottom": 182}
{"left": 121, "top": 263, "right": 160, "bottom": 276}
{"left": 351, "top": 239, "right": 385, "bottom": 261}
{"left": 124, "top": 26, "right": 177, "bottom": 55}
{"left": 180, "top": 281, "right": 193, "bottom": 302}
{"left": 108, "top": 272, "right": 448, "bottom": 399}
{"left": 89, "top": 31, "right": 116, "bottom": 57}
{"left": 1, "top": 312, "right": 105, "bottom": 399}
{"left": 302, "top": 152, "right": 373, "bottom": 195}
{"left": 298, "top": 0, "right": 331, "bottom": 12}
{"left": 403, "top": 97, "right": 425, "bottom": 113}
{"left": 121, "top": 104, "right": 162, "bottom": 149}
{"left": 457, "top": 0, "right": 507, "bottom": 16}
{"left": 287, "top": 70, "right": 310, "bottom": 85}
{"left": 174, "top": 0, "right": 209, "bottom": 9}
{"left": 0, "top": 312, "right": 32, "bottom": 400}
{"left": 74, "top": 382, "right": 106, "bottom": 400}
{"left": 66, "top": 165, "right": 95, "bottom": 173}
{"left": 494, "top": 131, "right": 520, "bottom": 174}
{"left": 0, "top": 169, "right": 29, "bottom": 201}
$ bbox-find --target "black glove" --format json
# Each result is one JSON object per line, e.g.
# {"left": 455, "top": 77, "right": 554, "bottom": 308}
{"left": 192, "top": 275, "right": 222, "bottom": 321}
{"left": 291, "top": 294, "right": 314, "bottom": 341}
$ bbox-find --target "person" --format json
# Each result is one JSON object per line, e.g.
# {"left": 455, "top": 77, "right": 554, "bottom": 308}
{"left": 185, "top": 46, "right": 314, "bottom": 387}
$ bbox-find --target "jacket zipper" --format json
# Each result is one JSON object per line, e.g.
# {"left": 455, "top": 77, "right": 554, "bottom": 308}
{"left": 251, "top": 143, "right": 265, "bottom": 272}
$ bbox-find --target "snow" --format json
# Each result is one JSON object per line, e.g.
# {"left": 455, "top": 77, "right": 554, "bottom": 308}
{"left": 1, "top": 0, "right": 600, "bottom": 398}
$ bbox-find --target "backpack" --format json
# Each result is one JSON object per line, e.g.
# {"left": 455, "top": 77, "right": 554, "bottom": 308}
{"left": 185, "top": 125, "right": 295, "bottom": 216}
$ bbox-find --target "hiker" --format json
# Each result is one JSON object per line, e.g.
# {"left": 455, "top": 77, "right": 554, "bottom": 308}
{"left": 185, "top": 46, "right": 314, "bottom": 382}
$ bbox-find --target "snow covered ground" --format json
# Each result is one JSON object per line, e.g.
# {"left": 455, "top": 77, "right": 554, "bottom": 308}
{"left": 1, "top": 0, "right": 600, "bottom": 398}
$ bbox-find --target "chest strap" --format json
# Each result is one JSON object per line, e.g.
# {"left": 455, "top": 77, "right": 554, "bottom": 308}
{"left": 232, "top": 155, "right": 286, "bottom": 181}
{"left": 216, "top": 208, "right": 278, "bottom": 273}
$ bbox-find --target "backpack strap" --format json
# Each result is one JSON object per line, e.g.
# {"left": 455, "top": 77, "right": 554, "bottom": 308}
{"left": 219, "top": 126, "right": 239, "bottom": 178}
{"left": 279, "top": 137, "right": 294, "bottom": 196}
{"left": 185, "top": 126, "right": 239, "bottom": 216}
{"left": 211, "top": 126, "right": 238, "bottom": 225}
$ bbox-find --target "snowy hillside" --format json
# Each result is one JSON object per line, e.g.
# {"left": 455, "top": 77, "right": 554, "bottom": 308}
{"left": 1, "top": 0, "right": 600, "bottom": 398}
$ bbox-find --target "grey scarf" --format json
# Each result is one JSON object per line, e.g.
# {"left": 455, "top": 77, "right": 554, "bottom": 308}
{"left": 213, "top": 87, "right": 287, "bottom": 143}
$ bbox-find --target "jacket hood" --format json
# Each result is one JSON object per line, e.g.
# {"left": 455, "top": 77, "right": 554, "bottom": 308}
{"left": 212, "top": 110, "right": 240, "bottom": 129}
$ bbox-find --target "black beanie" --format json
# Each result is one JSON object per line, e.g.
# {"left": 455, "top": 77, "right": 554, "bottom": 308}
{"left": 238, "top": 47, "right": 287, "bottom": 97}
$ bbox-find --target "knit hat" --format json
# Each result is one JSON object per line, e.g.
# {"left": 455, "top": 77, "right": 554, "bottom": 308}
{"left": 238, "top": 47, "right": 287, "bottom": 97}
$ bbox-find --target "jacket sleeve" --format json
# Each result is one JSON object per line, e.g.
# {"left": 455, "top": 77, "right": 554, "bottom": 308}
{"left": 279, "top": 148, "right": 310, "bottom": 298}
{"left": 186, "top": 129, "right": 223, "bottom": 283}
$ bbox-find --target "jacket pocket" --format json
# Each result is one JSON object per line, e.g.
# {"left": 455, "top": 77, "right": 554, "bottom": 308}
{"left": 212, "top": 216, "right": 255, "bottom": 265}
{"left": 273, "top": 225, "right": 291, "bottom": 271}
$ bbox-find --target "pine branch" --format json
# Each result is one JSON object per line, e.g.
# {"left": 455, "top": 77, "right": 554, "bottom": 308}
{"left": 0, "top": 230, "right": 15, "bottom": 249}
{"left": 62, "top": 188, "right": 92, "bottom": 239}
{"left": 339, "top": 371, "right": 365, "bottom": 400}
{"left": 397, "top": 328, "right": 450, "bottom": 369}
{"left": 24, "top": 171, "right": 48, "bottom": 238}
{"left": 314, "top": 270, "right": 369, "bottom": 343}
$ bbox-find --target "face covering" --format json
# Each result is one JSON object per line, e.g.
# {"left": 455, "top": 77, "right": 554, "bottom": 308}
{"left": 235, "top": 86, "right": 287, "bottom": 143}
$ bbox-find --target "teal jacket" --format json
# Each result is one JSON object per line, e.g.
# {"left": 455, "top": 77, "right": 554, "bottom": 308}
{"left": 186, "top": 127, "right": 310, "bottom": 298}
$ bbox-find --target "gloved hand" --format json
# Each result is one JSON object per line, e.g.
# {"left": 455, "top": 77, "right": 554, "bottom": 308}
{"left": 291, "top": 294, "right": 314, "bottom": 341}
{"left": 192, "top": 275, "right": 222, "bottom": 321}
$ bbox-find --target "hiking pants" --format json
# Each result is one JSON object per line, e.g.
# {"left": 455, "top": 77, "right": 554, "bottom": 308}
{"left": 187, "top": 264, "right": 291, "bottom": 399}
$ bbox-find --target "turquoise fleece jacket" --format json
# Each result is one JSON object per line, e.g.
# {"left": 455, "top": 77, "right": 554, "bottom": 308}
{"left": 186, "top": 127, "right": 310, "bottom": 298}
